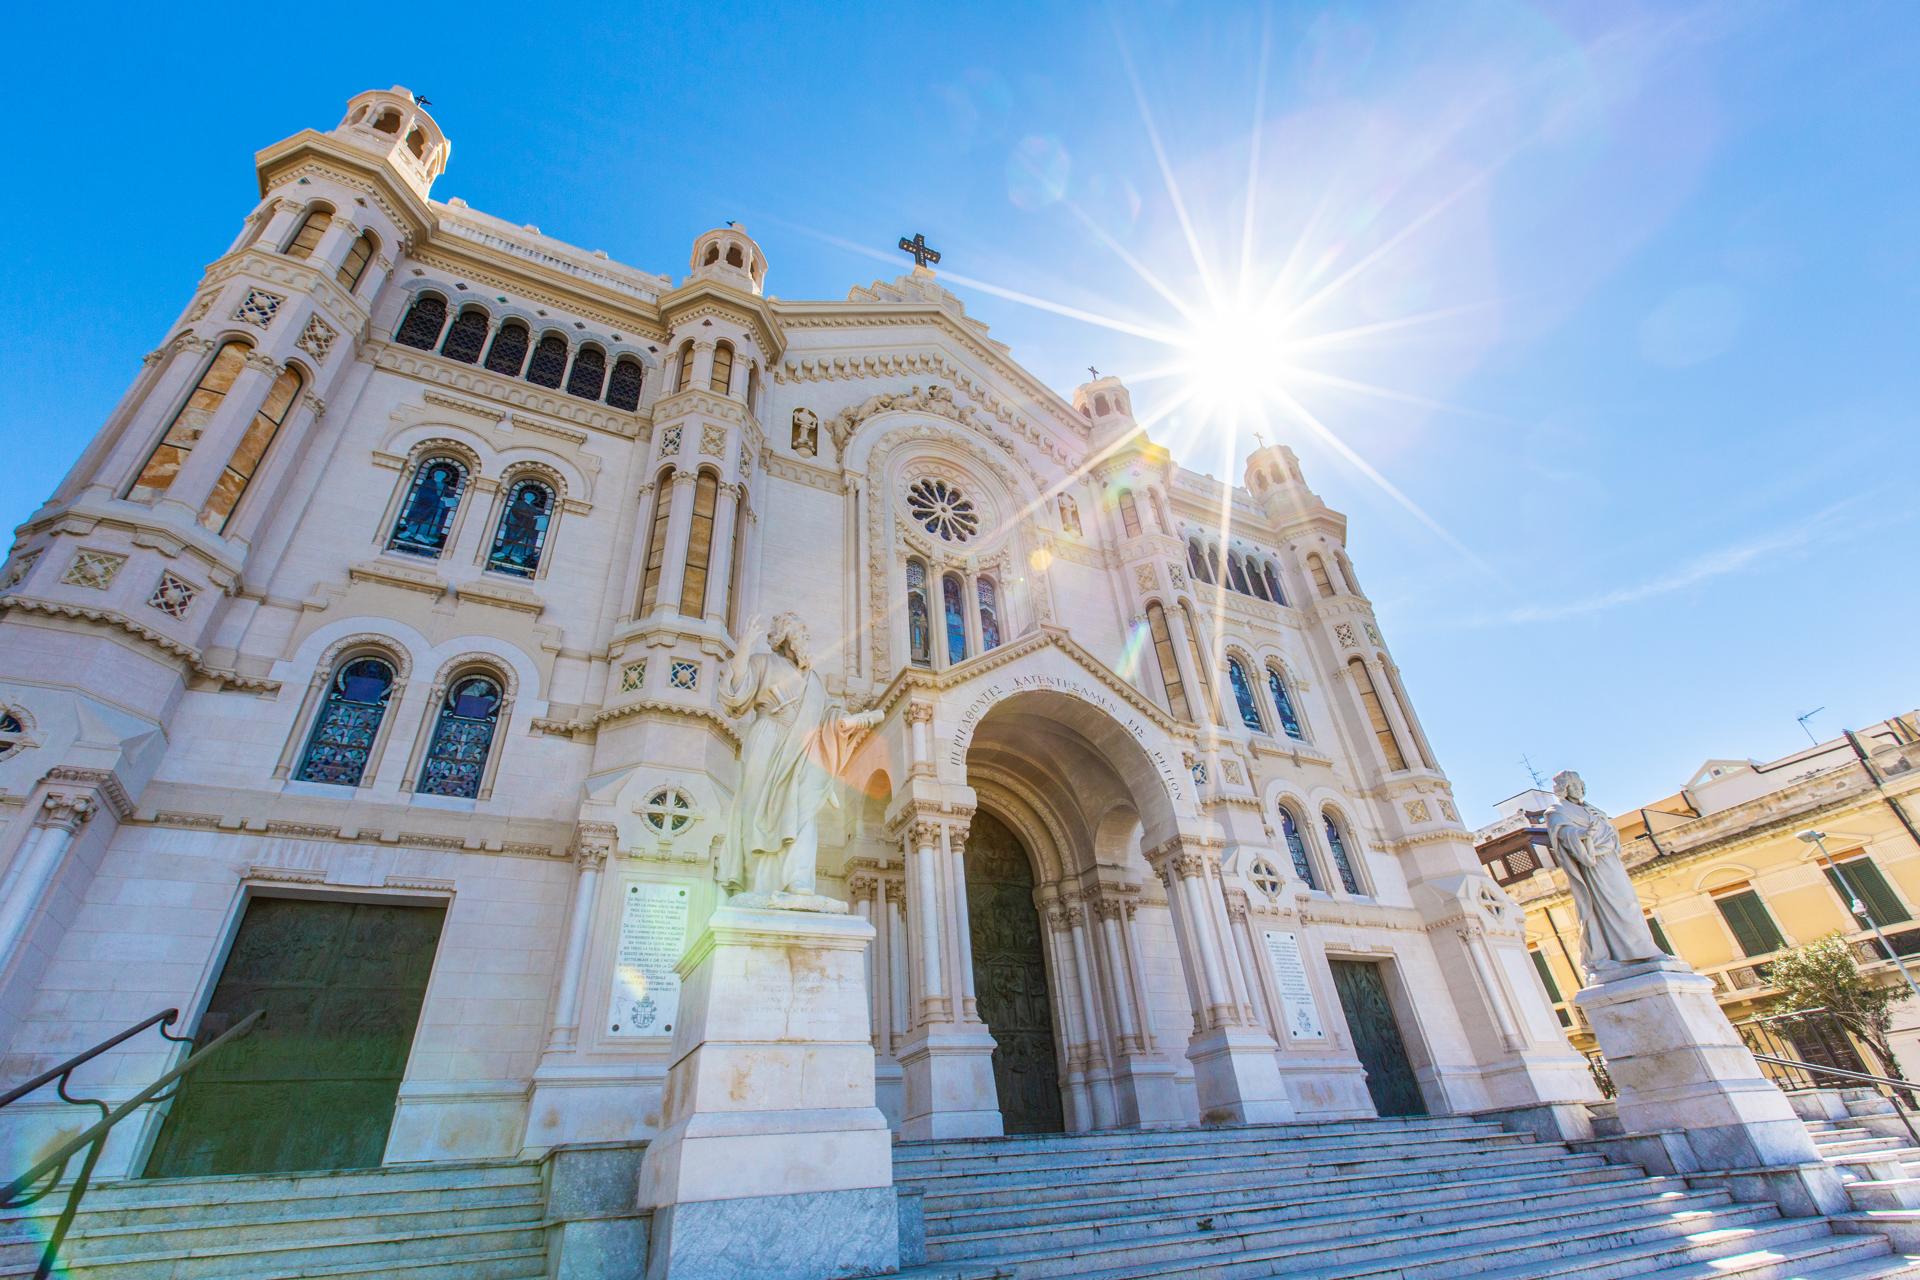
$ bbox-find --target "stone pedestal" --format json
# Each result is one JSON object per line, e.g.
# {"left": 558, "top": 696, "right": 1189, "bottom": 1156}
{"left": 636, "top": 906, "right": 897, "bottom": 1280}
{"left": 896, "top": 1023, "right": 1003, "bottom": 1139}
{"left": 1189, "top": 1026, "right": 1295, "bottom": 1125}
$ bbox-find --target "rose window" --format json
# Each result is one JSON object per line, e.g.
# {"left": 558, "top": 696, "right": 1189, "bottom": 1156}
{"left": 906, "top": 479, "right": 979, "bottom": 543}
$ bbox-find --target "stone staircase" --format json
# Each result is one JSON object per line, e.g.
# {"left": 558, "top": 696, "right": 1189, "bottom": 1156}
{"left": 0, "top": 1157, "right": 550, "bottom": 1278}
{"left": 893, "top": 1115, "right": 1920, "bottom": 1279}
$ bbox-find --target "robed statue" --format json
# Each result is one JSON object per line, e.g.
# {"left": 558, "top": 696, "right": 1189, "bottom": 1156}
{"left": 718, "top": 613, "right": 882, "bottom": 909}
{"left": 1545, "top": 770, "right": 1665, "bottom": 975}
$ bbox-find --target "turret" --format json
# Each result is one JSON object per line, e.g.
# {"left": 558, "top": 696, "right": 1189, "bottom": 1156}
{"left": 688, "top": 224, "right": 767, "bottom": 297}
{"left": 332, "top": 87, "right": 450, "bottom": 197}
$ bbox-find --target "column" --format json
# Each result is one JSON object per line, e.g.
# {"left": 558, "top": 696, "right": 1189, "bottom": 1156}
{"left": 1041, "top": 899, "right": 1093, "bottom": 1131}
{"left": 154, "top": 354, "right": 281, "bottom": 522}
{"left": 1066, "top": 900, "right": 1117, "bottom": 1129}
{"left": 221, "top": 392, "right": 327, "bottom": 547}
{"left": 1120, "top": 901, "right": 1160, "bottom": 1050}
{"left": 0, "top": 792, "right": 94, "bottom": 981}
{"left": 617, "top": 478, "right": 662, "bottom": 624}
{"left": 309, "top": 216, "right": 361, "bottom": 276}
{"left": 1162, "top": 604, "right": 1211, "bottom": 726}
{"left": 251, "top": 200, "right": 306, "bottom": 256}
{"left": 850, "top": 872, "right": 883, "bottom": 1052}
{"left": 650, "top": 470, "right": 698, "bottom": 620}
{"left": 1096, "top": 900, "right": 1142, "bottom": 1054}
{"left": 702, "top": 481, "right": 741, "bottom": 626}
{"left": 906, "top": 820, "right": 945, "bottom": 1022}
{"left": 946, "top": 818, "right": 980, "bottom": 1024}
{"left": 545, "top": 827, "right": 610, "bottom": 1052}
{"left": 85, "top": 336, "right": 219, "bottom": 500}
{"left": 885, "top": 881, "right": 909, "bottom": 1054}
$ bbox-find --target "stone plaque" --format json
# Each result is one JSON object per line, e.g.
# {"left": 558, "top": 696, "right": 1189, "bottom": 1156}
{"left": 607, "top": 881, "right": 692, "bottom": 1038}
{"left": 1261, "top": 929, "right": 1326, "bottom": 1041}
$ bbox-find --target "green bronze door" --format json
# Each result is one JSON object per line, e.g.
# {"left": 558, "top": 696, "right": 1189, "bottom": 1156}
{"left": 966, "top": 811, "right": 1064, "bottom": 1134}
{"left": 145, "top": 896, "right": 446, "bottom": 1177}
{"left": 1329, "top": 958, "right": 1428, "bottom": 1118}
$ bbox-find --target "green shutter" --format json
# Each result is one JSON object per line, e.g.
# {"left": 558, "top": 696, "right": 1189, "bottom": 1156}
{"left": 1826, "top": 859, "right": 1911, "bottom": 928}
{"left": 1529, "top": 949, "right": 1564, "bottom": 1003}
{"left": 1647, "top": 916, "right": 1674, "bottom": 957}
{"left": 1716, "top": 891, "right": 1786, "bottom": 957}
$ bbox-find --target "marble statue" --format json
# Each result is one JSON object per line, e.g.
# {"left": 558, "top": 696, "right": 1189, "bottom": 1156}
{"left": 1546, "top": 770, "right": 1664, "bottom": 974}
{"left": 718, "top": 612, "right": 882, "bottom": 909}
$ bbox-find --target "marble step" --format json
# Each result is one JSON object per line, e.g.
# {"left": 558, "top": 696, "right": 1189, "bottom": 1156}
{"left": 0, "top": 1245, "right": 552, "bottom": 1280}
{"left": 0, "top": 1174, "right": 542, "bottom": 1235}
{"left": 0, "top": 1218, "right": 546, "bottom": 1280}
{"left": 896, "top": 1116, "right": 1486, "bottom": 1161}
{"left": 895, "top": 1123, "right": 1519, "bottom": 1174}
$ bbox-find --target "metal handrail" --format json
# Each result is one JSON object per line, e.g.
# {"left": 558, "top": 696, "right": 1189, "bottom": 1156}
{"left": 0, "top": 1008, "right": 190, "bottom": 1111}
{"left": 0, "top": 1010, "right": 262, "bottom": 1280}
{"left": 1749, "top": 1051, "right": 1920, "bottom": 1145}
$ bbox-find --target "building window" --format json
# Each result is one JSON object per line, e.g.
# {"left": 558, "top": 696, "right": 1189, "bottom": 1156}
{"left": 395, "top": 294, "right": 447, "bottom": 350}
{"left": 487, "top": 479, "right": 554, "bottom": 578}
{"left": 337, "top": 231, "right": 377, "bottom": 292}
{"left": 1187, "top": 540, "right": 1209, "bottom": 583}
{"left": 906, "top": 559, "right": 932, "bottom": 667}
{"left": 1227, "top": 657, "right": 1262, "bottom": 731}
{"left": 203, "top": 363, "right": 303, "bottom": 533}
{"left": 1307, "top": 554, "right": 1336, "bottom": 598}
{"left": 296, "top": 657, "right": 396, "bottom": 787}
{"left": 440, "top": 309, "right": 488, "bottom": 364}
{"left": 129, "top": 341, "right": 250, "bottom": 505}
{"left": 943, "top": 573, "right": 967, "bottom": 664}
{"left": 606, "top": 357, "right": 644, "bottom": 411}
{"left": 637, "top": 470, "right": 673, "bottom": 614}
{"left": 387, "top": 456, "right": 468, "bottom": 557}
{"left": 1206, "top": 546, "right": 1222, "bottom": 585}
{"left": 709, "top": 342, "right": 735, "bottom": 394}
{"left": 1825, "top": 857, "right": 1912, "bottom": 929}
{"left": 1322, "top": 811, "right": 1362, "bottom": 894}
{"left": 977, "top": 577, "right": 1002, "bottom": 651}
{"left": 1117, "top": 490, "right": 1142, "bottom": 538}
{"left": 1263, "top": 562, "right": 1285, "bottom": 604}
{"left": 484, "top": 321, "right": 530, "bottom": 377}
{"left": 674, "top": 342, "right": 694, "bottom": 394}
{"left": 1227, "top": 553, "right": 1253, "bottom": 595}
{"left": 1145, "top": 603, "right": 1189, "bottom": 721}
{"left": 567, "top": 346, "right": 607, "bottom": 400}
{"left": 526, "top": 334, "right": 568, "bottom": 388}
{"left": 0, "top": 709, "right": 29, "bottom": 761}
{"left": 1349, "top": 658, "right": 1408, "bottom": 771}
{"left": 1247, "top": 560, "right": 1271, "bottom": 601}
{"left": 907, "top": 478, "right": 979, "bottom": 543}
{"left": 417, "top": 674, "right": 503, "bottom": 799}
{"left": 1279, "top": 805, "right": 1317, "bottom": 889}
{"left": 1714, "top": 888, "right": 1786, "bottom": 958}
{"left": 642, "top": 787, "right": 694, "bottom": 834}
{"left": 1179, "top": 603, "right": 1214, "bottom": 722}
{"left": 1266, "top": 666, "right": 1304, "bottom": 739}
{"left": 678, "top": 471, "right": 720, "bottom": 617}
{"left": 283, "top": 206, "right": 331, "bottom": 259}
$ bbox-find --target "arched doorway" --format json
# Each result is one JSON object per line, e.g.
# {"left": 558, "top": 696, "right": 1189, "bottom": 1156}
{"left": 965, "top": 810, "right": 1063, "bottom": 1134}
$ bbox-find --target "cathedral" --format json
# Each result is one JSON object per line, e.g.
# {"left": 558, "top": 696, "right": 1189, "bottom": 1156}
{"left": 0, "top": 87, "right": 1629, "bottom": 1275}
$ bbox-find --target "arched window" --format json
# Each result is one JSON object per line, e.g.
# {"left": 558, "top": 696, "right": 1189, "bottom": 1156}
{"left": 636, "top": 469, "right": 674, "bottom": 614}
{"left": 703, "top": 244, "right": 721, "bottom": 266}
{"left": 1267, "top": 665, "right": 1304, "bottom": 740}
{"left": 1180, "top": 602, "right": 1215, "bottom": 722}
{"left": 1247, "top": 562, "right": 1271, "bottom": 601}
{"left": 1348, "top": 657, "right": 1408, "bottom": 771}
{"left": 484, "top": 321, "right": 530, "bottom": 377}
{"left": 337, "top": 231, "right": 377, "bottom": 292}
{"left": 725, "top": 244, "right": 744, "bottom": 268}
{"left": 1279, "top": 805, "right": 1317, "bottom": 889}
{"left": 679, "top": 470, "right": 720, "bottom": 617}
{"left": 387, "top": 455, "right": 468, "bottom": 557}
{"left": 906, "top": 559, "right": 932, "bottom": 667}
{"left": 1263, "top": 562, "right": 1286, "bottom": 605}
{"left": 1150, "top": 491, "right": 1170, "bottom": 533}
{"left": 1227, "top": 658, "right": 1262, "bottom": 731}
{"left": 129, "top": 340, "right": 249, "bottom": 504}
{"left": 202, "top": 363, "right": 303, "bottom": 532}
{"left": 1145, "top": 603, "right": 1190, "bottom": 721}
{"left": 406, "top": 128, "right": 426, "bottom": 160}
{"left": 977, "top": 577, "right": 1002, "bottom": 650}
{"left": 296, "top": 656, "right": 396, "bottom": 786}
{"left": 395, "top": 293, "right": 447, "bottom": 350}
{"left": 606, "top": 357, "right": 644, "bottom": 411}
{"left": 673, "top": 342, "right": 694, "bottom": 394}
{"left": 1307, "top": 554, "right": 1336, "bottom": 598}
{"left": 417, "top": 673, "right": 504, "bottom": 799}
{"left": 1227, "top": 553, "right": 1252, "bottom": 595}
{"left": 1094, "top": 394, "right": 1110, "bottom": 415}
{"left": 1187, "top": 540, "right": 1209, "bottom": 583}
{"left": 1383, "top": 663, "right": 1434, "bottom": 769}
{"left": 1337, "top": 552, "right": 1360, "bottom": 596}
{"left": 440, "top": 309, "right": 488, "bottom": 364}
{"left": 1322, "top": 811, "right": 1362, "bottom": 894}
{"left": 709, "top": 342, "right": 735, "bottom": 395}
{"left": 1206, "top": 546, "right": 1222, "bottom": 586}
{"left": 283, "top": 206, "right": 331, "bottom": 259}
{"left": 1117, "top": 489, "right": 1142, "bottom": 538}
{"left": 566, "top": 346, "right": 607, "bottom": 400}
{"left": 373, "top": 109, "right": 401, "bottom": 134}
{"left": 943, "top": 573, "right": 968, "bottom": 664}
{"left": 487, "top": 479, "right": 554, "bottom": 577}
{"left": 526, "top": 334, "right": 568, "bottom": 388}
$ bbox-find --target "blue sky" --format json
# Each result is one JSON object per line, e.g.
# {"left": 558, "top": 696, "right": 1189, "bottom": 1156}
{"left": 4, "top": 3, "right": 1915, "bottom": 823}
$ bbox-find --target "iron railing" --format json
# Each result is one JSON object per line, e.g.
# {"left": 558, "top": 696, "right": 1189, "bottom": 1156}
{"left": 0, "top": 1008, "right": 262, "bottom": 1280}
{"left": 1745, "top": 1051, "right": 1920, "bottom": 1146}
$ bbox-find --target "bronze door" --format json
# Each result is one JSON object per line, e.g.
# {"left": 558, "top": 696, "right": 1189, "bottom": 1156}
{"left": 966, "top": 811, "right": 1064, "bottom": 1134}
{"left": 145, "top": 897, "right": 445, "bottom": 1177}
{"left": 1329, "top": 958, "right": 1428, "bottom": 1118}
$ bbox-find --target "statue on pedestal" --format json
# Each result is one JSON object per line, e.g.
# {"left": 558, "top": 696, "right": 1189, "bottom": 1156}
{"left": 718, "top": 612, "right": 881, "bottom": 910}
{"left": 1546, "top": 770, "right": 1665, "bottom": 976}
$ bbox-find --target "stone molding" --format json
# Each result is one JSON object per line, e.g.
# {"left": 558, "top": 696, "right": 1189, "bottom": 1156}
{"left": 0, "top": 594, "right": 280, "bottom": 694}
{"left": 571, "top": 821, "right": 616, "bottom": 870}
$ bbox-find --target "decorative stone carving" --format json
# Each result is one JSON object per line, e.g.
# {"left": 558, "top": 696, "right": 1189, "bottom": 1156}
{"left": 791, "top": 407, "right": 819, "bottom": 456}
{"left": 232, "top": 288, "right": 286, "bottom": 329}
{"left": 1546, "top": 771, "right": 1663, "bottom": 975}
{"left": 1404, "top": 799, "right": 1431, "bottom": 823}
{"left": 147, "top": 571, "right": 199, "bottom": 619}
{"left": 571, "top": 822, "right": 616, "bottom": 869}
{"left": 62, "top": 550, "right": 125, "bottom": 591}
{"left": 1335, "top": 622, "right": 1357, "bottom": 648}
{"left": 699, "top": 424, "right": 724, "bottom": 456}
{"left": 297, "top": 313, "right": 338, "bottom": 363}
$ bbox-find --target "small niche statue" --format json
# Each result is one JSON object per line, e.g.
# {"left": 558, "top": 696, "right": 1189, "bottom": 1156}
{"left": 791, "top": 407, "right": 819, "bottom": 458}
{"left": 718, "top": 612, "right": 881, "bottom": 910}
{"left": 1545, "top": 770, "right": 1665, "bottom": 976}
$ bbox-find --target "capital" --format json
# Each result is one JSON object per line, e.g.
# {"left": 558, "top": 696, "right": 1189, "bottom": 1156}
{"left": 906, "top": 701, "right": 935, "bottom": 726}
{"left": 35, "top": 792, "right": 94, "bottom": 835}
{"left": 571, "top": 821, "right": 617, "bottom": 869}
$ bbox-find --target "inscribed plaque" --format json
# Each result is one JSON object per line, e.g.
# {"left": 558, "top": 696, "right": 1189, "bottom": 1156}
{"left": 606, "top": 881, "right": 692, "bottom": 1037}
{"left": 1261, "top": 929, "right": 1327, "bottom": 1041}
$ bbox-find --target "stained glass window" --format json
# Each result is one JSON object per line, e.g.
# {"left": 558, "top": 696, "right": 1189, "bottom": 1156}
{"left": 387, "top": 457, "right": 467, "bottom": 557}
{"left": 1228, "top": 658, "right": 1262, "bottom": 731}
{"left": 487, "top": 480, "right": 553, "bottom": 578}
{"left": 1323, "top": 813, "right": 1362, "bottom": 894}
{"left": 943, "top": 573, "right": 967, "bottom": 664}
{"left": 337, "top": 231, "right": 376, "bottom": 292}
{"left": 1117, "top": 490, "right": 1142, "bottom": 538}
{"left": 680, "top": 471, "right": 719, "bottom": 617}
{"left": 977, "top": 577, "right": 1002, "bottom": 650}
{"left": 674, "top": 342, "right": 694, "bottom": 393}
{"left": 1264, "top": 562, "right": 1286, "bottom": 605}
{"left": 906, "top": 559, "right": 932, "bottom": 667}
{"left": 484, "top": 322, "right": 530, "bottom": 377}
{"left": 567, "top": 346, "right": 607, "bottom": 400}
{"left": 284, "top": 207, "right": 331, "bottom": 259}
{"left": 395, "top": 294, "right": 446, "bottom": 350}
{"left": 1146, "top": 603, "right": 1189, "bottom": 721}
{"left": 296, "top": 657, "right": 395, "bottom": 787}
{"left": 1279, "top": 805, "right": 1317, "bottom": 889}
{"left": 606, "top": 357, "right": 644, "bottom": 411}
{"left": 527, "top": 334, "right": 568, "bottom": 388}
{"left": 637, "top": 470, "right": 673, "bottom": 614}
{"left": 417, "top": 674, "right": 503, "bottom": 799}
{"left": 906, "top": 479, "right": 978, "bottom": 543}
{"left": 1267, "top": 666, "right": 1304, "bottom": 740}
{"left": 130, "top": 341, "right": 248, "bottom": 504}
{"left": 709, "top": 342, "right": 734, "bottom": 394}
{"left": 203, "top": 364, "right": 303, "bottom": 533}
{"left": 440, "top": 309, "right": 488, "bottom": 364}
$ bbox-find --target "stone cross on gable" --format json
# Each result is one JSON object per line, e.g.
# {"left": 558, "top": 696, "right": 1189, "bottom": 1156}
{"left": 898, "top": 233, "right": 941, "bottom": 269}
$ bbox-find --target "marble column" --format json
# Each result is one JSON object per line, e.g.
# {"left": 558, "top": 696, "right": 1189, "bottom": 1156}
{"left": 651, "top": 471, "right": 698, "bottom": 620}
{"left": 545, "top": 826, "right": 611, "bottom": 1052}
{"left": 702, "top": 481, "right": 741, "bottom": 627}
{"left": 154, "top": 355, "right": 280, "bottom": 522}
{"left": 0, "top": 791, "right": 93, "bottom": 980}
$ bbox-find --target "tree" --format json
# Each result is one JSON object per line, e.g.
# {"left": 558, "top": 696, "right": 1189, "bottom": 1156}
{"left": 1767, "top": 932, "right": 1907, "bottom": 1079}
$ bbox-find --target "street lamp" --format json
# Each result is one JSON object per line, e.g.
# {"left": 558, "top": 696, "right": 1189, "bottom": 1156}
{"left": 1797, "top": 828, "right": 1920, "bottom": 1010}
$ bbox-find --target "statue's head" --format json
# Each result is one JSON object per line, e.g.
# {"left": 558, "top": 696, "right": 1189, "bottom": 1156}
{"left": 1552, "top": 770, "right": 1585, "bottom": 803}
{"left": 768, "top": 611, "right": 810, "bottom": 667}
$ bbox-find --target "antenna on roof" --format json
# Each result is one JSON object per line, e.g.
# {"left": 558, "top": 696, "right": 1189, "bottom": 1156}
{"left": 1797, "top": 707, "right": 1826, "bottom": 746}
{"left": 1520, "top": 754, "right": 1547, "bottom": 789}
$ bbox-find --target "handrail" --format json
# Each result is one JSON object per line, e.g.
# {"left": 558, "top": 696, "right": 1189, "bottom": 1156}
{"left": 1749, "top": 1051, "right": 1920, "bottom": 1146}
{"left": 0, "top": 1008, "right": 189, "bottom": 1111}
{"left": 0, "top": 1010, "right": 262, "bottom": 1280}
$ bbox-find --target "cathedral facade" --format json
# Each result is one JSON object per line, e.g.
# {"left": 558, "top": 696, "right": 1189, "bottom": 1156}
{"left": 0, "top": 88, "right": 1594, "bottom": 1181}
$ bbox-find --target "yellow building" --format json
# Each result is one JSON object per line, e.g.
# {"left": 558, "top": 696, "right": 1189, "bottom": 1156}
{"left": 1477, "top": 712, "right": 1920, "bottom": 1074}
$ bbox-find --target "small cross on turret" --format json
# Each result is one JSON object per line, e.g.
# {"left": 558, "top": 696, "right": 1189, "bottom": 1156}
{"left": 897, "top": 232, "right": 941, "bottom": 269}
